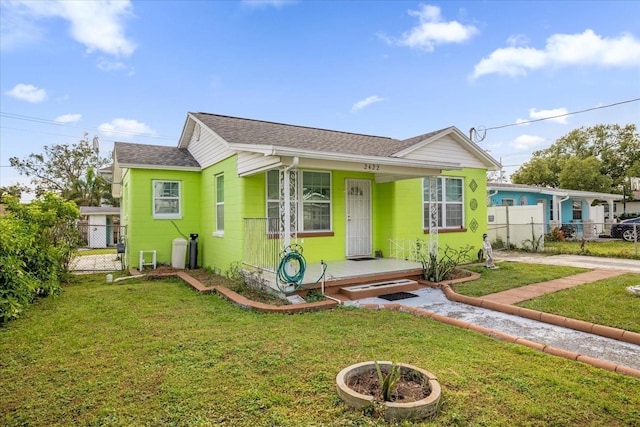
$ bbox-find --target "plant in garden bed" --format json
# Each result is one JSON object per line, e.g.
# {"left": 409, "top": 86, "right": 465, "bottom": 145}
{"left": 375, "top": 361, "right": 401, "bottom": 401}
{"left": 421, "top": 244, "right": 474, "bottom": 282}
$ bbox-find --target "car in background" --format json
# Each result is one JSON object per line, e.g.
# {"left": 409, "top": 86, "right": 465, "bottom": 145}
{"left": 611, "top": 217, "right": 640, "bottom": 242}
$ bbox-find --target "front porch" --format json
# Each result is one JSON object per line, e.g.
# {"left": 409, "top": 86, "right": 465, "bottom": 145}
{"left": 252, "top": 257, "right": 426, "bottom": 302}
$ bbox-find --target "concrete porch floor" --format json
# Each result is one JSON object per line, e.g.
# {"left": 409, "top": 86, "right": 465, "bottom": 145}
{"left": 258, "top": 257, "right": 425, "bottom": 294}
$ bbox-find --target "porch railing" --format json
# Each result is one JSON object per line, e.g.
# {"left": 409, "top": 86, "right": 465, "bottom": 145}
{"left": 388, "top": 239, "right": 431, "bottom": 262}
{"left": 244, "top": 218, "right": 282, "bottom": 273}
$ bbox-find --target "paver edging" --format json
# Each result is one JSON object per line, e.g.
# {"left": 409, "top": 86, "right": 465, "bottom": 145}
{"left": 439, "top": 283, "right": 640, "bottom": 347}
{"left": 131, "top": 269, "right": 337, "bottom": 314}
{"left": 359, "top": 304, "right": 640, "bottom": 378}
{"left": 359, "top": 301, "right": 640, "bottom": 379}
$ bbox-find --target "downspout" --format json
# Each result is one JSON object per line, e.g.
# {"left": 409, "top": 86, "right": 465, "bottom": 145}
{"left": 558, "top": 195, "right": 570, "bottom": 225}
{"left": 283, "top": 157, "right": 299, "bottom": 251}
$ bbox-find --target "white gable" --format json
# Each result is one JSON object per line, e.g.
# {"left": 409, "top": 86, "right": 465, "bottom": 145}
{"left": 185, "top": 121, "right": 235, "bottom": 169}
{"left": 399, "top": 134, "right": 488, "bottom": 169}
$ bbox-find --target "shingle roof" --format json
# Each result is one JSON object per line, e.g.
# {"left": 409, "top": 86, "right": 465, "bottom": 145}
{"left": 114, "top": 142, "right": 200, "bottom": 168}
{"left": 191, "top": 112, "right": 447, "bottom": 157}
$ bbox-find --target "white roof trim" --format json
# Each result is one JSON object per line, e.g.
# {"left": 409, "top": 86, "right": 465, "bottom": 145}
{"left": 117, "top": 163, "right": 201, "bottom": 172}
{"left": 393, "top": 127, "right": 502, "bottom": 170}
{"left": 230, "top": 144, "right": 462, "bottom": 170}
{"left": 487, "top": 183, "right": 624, "bottom": 201}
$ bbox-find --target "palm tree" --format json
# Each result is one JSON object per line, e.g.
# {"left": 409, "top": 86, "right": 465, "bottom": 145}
{"left": 66, "top": 168, "right": 113, "bottom": 206}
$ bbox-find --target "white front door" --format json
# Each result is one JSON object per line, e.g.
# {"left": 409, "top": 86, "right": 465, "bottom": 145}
{"left": 346, "top": 179, "right": 372, "bottom": 257}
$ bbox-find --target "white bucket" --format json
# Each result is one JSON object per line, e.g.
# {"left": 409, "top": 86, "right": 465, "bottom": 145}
{"left": 106, "top": 274, "right": 113, "bottom": 284}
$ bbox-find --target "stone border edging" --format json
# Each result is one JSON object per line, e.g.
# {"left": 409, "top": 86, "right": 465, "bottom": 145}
{"left": 439, "top": 283, "right": 640, "bottom": 346}
{"left": 129, "top": 268, "right": 338, "bottom": 313}
{"left": 357, "top": 302, "right": 640, "bottom": 379}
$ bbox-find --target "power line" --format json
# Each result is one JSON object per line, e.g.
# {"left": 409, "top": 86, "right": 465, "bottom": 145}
{"left": 0, "top": 111, "right": 177, "bottom": 140}
{"left": 486, "top": 97, "right": 640, "bottom": 131}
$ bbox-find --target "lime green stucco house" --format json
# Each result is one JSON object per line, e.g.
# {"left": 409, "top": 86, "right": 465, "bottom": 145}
{"left": 112, "top": 113, "right": 501, "bottom": 286}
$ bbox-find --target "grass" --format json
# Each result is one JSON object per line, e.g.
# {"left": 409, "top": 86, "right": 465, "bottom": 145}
{"left": 452, "top": 262, "right": 589, "bottom": 297}
{"left": 1, "top": 274, "right": 639, "bottom": 426}
{"left": 76, "top": 248, "right": 117, "bottom": 256}
{"left": 518, "top": 273, "right": 640, "bottom": 333}
{"left": 545, "top": 239, "right": 640, "bottom": 259}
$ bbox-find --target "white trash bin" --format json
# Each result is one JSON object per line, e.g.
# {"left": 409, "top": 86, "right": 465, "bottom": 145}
{"left": 171, "top": 238, "right": 187, "bottom": 269}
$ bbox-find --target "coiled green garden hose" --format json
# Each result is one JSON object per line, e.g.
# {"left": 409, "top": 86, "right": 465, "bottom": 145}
{"left": 275, "top": 245, "right": 327, "bottom": 294}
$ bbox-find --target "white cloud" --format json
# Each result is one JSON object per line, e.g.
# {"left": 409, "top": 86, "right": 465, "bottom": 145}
{"left": 516, "top": 107, "right": 570, "bottom": 125}
{"left": 472, "top": 29, "right": 640, "bottom": 79}
{"left": 6, "top": 83, "right": 47, "bottom": 103}
{"left": 385, "top": 4, "right": 478, "bottom": 51}
{"left": 98, "top": 118, "right": 156, "bottom": 137}
{"left": 528, "top": 107, "right": 569, "bottom": 124}
{"left": 1, "top": 0, "right": 136, "bottom": 57}
{"left": 55, "top": 113, "right": 81, "bottom": 123}
{"left": 512, "top": 134, "right": 545, "bottom": 151}
{"left": 507, "top": 34, "right": 529, "bottom": 47}
{"left": 351, "top": 96, "right": 384, "bottom": 112}
{"left": 0, "top": 4, "right": 44, "bottom": 50}
{"left": 97, "top": 57, "right": 131, "bottom": 73}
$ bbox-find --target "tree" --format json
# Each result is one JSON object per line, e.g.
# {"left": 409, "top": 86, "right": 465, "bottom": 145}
{"left": 67, "top": 167, "right": 113, "bottom": 207}
{"left": 558, "top": 156, "right": 613, "bottom": 192}
{"left": 0, "top": 184, "right": 29, "bottom": 199}
{"left": 510, "top": 157, "right": 559, "bottom": 188}
{"left": 9, "top": 133, "right": 111, "bottom": 203}
{"left": 511, "top": 124, "right": 640, "bottom": 192}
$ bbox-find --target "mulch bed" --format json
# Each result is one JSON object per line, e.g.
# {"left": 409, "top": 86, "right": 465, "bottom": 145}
{"left": 346, "top": 368, "right": 430, "bottom": 403}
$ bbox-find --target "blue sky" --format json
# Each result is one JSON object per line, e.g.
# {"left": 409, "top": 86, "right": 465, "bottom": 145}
{"left": 1, "top": 0, "right": 639, "bottom": 194}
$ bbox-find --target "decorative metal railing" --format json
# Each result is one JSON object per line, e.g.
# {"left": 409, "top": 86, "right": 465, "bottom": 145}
{"left": 388, "top": 239, "right": 431, "bottom": 262}
{"left": 244, "top": 218, "right": 281, "bottom": 272}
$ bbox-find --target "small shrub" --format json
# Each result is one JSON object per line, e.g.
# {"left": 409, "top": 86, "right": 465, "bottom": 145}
{"left": 546, "top": 227, "right": 566, "bottom": 242}
{"left": 375, "top": 362, "right": 402, "bottom": 402}
{"left": 0, "top": 193, "right": 80, "bottom": 323}
{"left": 421, "top": 245, "right": 474, "bottom": 282}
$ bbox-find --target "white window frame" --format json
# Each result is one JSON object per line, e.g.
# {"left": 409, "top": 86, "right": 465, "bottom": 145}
{"left": 572, "top": 200, "right": 583, "bottom": 221}
{"left": 152, "top": 180, "right": 181, "bottom": 219}
{"left": 215, "top": 174, "right": 224, "bottom": 235}
{"left": 423, "top": 177, "right": 464, "bottom": 229}
{"left": 300, "top": 170, "right": 332, "bottom": 232}
{"left": 266, "top": 170, "right": 332, "bottom": 233}
{"left": 266, "top": 170, "right": 280, "bottom": 233}
{"left": 502, "top": 198, "right": 516, "bottom": 206}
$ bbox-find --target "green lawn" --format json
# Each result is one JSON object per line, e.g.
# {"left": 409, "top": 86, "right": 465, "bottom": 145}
{"left": 76, "top": 248, "right": 117, "bottom": 256}
{"left": 1, "top": 274, "right": 638, "bottom": 426}
{"left": 545, "top": 239, "right": 640, "bottom": 259}
{"left": 453, "top": 262, "right": 589, "bottom": 297}
{"left": 518, "top": 273, "right": 640, "bottom": 333}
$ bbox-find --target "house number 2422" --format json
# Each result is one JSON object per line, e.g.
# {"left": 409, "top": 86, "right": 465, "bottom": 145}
{"left": 364, "top": 164, "right": 380, "bottom": 171}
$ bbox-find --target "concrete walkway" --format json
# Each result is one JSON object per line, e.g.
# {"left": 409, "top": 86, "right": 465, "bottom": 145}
{"left": 481, "top": 269, "right": 628, "bottom": 305}
{"left": 495, "top": 251, "right": 640, "bottom": 273}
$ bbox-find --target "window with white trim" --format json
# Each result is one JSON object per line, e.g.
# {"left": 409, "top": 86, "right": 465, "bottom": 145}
{"left": 302, "top": 171, "right": 331, "bottom": 231}
{"left": 266, "top": 170, "right": 332, "bottom": 232}
{"left": 216, "top": 174, "right": 224, "bottom": 232}
{"left": 153, "top": 180, "right": 181, "bottom": 219}
{"left": 423, "top": 177, "right": 464, "bottom": 229}
{"left": 266, "top": 170, "right": 280, "bottom": 232}
{"left": 572, "top": 200, "right": 582, "bottom": 221}
{"left": 502, "top": 198, "right": 515, "bottom": 206}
